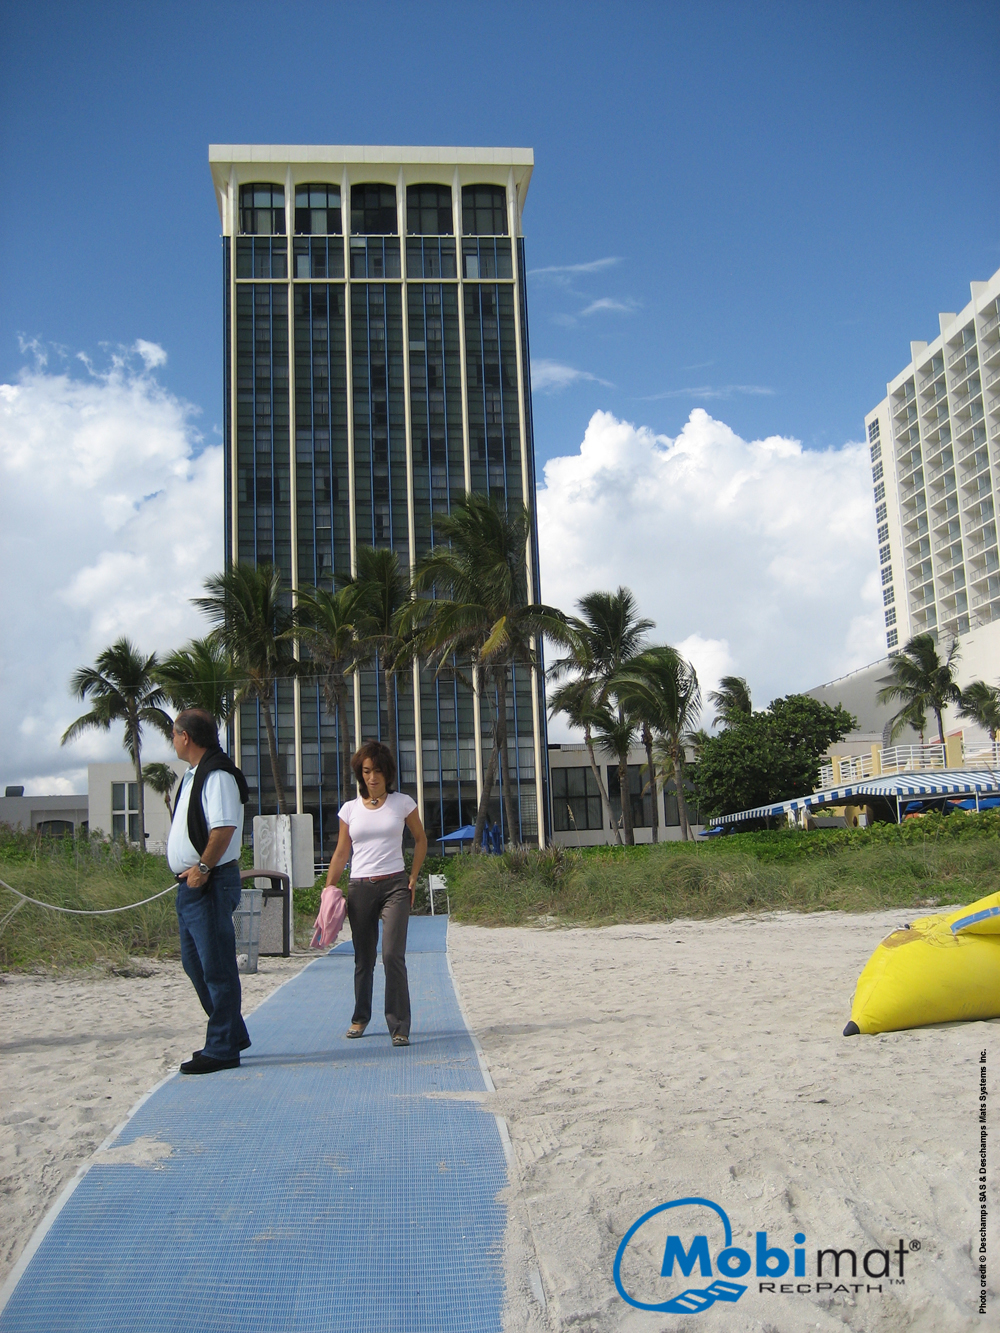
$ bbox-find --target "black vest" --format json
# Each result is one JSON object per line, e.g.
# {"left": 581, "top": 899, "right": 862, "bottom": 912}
{"left": 185, "top": 748, "right": 250, "bottom": 856}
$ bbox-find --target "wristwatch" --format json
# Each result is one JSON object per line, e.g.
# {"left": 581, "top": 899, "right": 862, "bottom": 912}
{"left": 197, "top": 861, "right": 211, "bottom": 875}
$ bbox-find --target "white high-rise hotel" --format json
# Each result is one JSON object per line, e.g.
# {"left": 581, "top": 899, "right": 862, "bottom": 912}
{"left": 865, "top": 268, "right": 1000, "bottom": 654}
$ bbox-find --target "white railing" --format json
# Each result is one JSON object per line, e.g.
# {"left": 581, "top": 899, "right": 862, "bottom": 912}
{"left": 964, "top": 740, "right": 1000, "bottom": 767}
{"left": 880, "top": 744, "right": 946, "bottom": 774}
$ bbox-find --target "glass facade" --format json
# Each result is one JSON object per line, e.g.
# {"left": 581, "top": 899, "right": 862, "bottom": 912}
{"left": 222, "top": 159, "right": 545, "bottom": 853}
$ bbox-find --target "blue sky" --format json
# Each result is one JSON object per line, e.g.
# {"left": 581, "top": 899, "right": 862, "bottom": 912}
{"left": 2, "top": 0, "right": 997, "bottom": 465}
{"left": 1, "top": 0, "right": 999, "bottom": 790}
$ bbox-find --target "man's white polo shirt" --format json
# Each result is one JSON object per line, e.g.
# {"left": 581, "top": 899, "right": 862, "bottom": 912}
{"left": 167, "top": 765, "right": 244, "bottom": 874}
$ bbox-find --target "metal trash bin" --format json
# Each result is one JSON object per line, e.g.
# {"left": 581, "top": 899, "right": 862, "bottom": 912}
{"left": 233, "top": 887, "right": 263, "bottom": 974}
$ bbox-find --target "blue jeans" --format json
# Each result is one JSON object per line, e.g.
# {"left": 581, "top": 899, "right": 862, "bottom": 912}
{"left": 176, "top": 860, "right": 249, "bottom": 1060}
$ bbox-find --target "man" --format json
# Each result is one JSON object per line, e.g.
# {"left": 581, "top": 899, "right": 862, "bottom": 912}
{"left": 167, "top": 708, "right": 250, "bottom": 1074}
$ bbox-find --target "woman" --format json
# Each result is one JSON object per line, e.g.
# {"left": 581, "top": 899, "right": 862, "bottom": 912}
{"left": 324, "top": 741, "right": 427, "bottom": 1046}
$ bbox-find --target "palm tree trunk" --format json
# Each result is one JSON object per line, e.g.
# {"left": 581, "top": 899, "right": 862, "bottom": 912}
{"left": 474, "top": 740, "right": 499, "bottom": 853}
{"left": 643, "top": 723, "right": 658, "bottom": 844}
{"left": 495, "top": 673, "right": 518, "bottom": 845}
{"left": 934, "top": 709, "right": 945, "bottom": 747}
{"left": 336, "top": 682, "right": 353, "bottom": 804}
{"left": 260, "top": 696, "right": 289, "bottom": 815}
{"left": 131, "top": 721, "right": 146, "bottom": 852}
{"left": 618, "top": 753, "right": 635, "bottom": 846}
{"left": 584, "top": 725, "right": 621, "bottom": 846}
{"left": 673, "top": 742, "right": 692, "bottom": 841}
{"left": 383, "top": 661, "right": 398, "bottom": 765}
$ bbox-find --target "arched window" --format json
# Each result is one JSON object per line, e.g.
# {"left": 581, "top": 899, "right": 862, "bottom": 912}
{"left": 462, "top": 185, "right": 508, "bottom": 236}
{"left": 295, "top": 184, "right": 342, "bottom": 235}
{"left": 239, "top": 183, "right": 286, "bottom": 235}
{"left": 351, "top": 184, "right": 398, "bottom": 235}
{"left": 36, "top": 820, "right": 74, "bottom": 838}
{"left": 407, "top": 184, "right": 453, "bottom": 236}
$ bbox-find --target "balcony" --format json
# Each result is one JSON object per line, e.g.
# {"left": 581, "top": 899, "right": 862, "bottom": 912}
{"left": 980, "top": 310, "right": 1000, "bottom": 337}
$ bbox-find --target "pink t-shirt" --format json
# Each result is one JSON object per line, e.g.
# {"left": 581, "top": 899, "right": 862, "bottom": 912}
{"left": 340, "top": 792, "right": 417, "bottom": 878}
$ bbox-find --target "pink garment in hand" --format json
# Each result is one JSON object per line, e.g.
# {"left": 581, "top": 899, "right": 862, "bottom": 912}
{"left": 310, "top": 885, "right": 347, "bottom": 949}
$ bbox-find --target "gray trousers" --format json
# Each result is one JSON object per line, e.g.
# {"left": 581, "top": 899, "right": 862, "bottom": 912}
{"left": 347, "top": 872, "right": 411, "bottom": 1038}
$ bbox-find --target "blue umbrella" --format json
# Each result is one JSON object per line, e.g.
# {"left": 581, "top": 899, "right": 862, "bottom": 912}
{"left": 437, "top": 825, "right": 478, "bottom": 843}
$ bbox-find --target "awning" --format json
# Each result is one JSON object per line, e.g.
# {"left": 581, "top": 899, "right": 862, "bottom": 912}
{"left": 710, "top": 769, "right": 1000, "bottom": 826}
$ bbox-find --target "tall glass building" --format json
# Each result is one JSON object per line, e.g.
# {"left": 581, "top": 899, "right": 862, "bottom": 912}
{"left": 208, "top": 146, "right": 548, "bottom": 853}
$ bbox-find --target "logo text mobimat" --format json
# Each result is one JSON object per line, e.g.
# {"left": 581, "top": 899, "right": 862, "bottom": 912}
{"left": 614, "top": 1196, "right": 910, "bottom": 1315}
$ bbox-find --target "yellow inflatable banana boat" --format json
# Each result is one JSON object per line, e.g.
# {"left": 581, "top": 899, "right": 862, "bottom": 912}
{"left": 844, "top": 891, "right": 1000, "bottom": 1036}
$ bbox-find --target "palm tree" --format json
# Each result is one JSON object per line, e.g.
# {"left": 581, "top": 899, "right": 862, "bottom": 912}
{"left": 616, "top": 646, "right": 702, "bottom": 841}
{"left": 547, "top": 676, "right": 620, "bottom": 844}
{"left": 195, "top": 563, "right": 296, "bottom": 815}
{"left": 548, "top": 588, "right": 653, "bottom": 845}
{"left": 295, "top": 584, "right": 360, "bottom": 803}
{"left": 154, "top": 636, "right": 238, "bottom": 723}
{"left": 61, "top": 637, "right": 173, "bottom": 849}
{"left": 144, "top": 762, "right": 179, "bottom": 819}
{"left": 342, "top": 546, "right": 412, "bottom": 766}
{"left": 412, "top": 493, "right": 567, "bottom": 849}
{"left": 958, "top": 679, "right": 1000, "bottom": 744}
{"left": 707, "top": 675, "right": 752, "bottom": 730}
{"left": 876, "top": 633, "right": 963, "bottom": 746}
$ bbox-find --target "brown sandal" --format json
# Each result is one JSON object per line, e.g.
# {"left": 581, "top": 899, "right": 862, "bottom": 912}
{"left": 345, "top": 1024, "right": 366, "bottom": 1038}
{"left": 392, "top": 1034, "right": 409, "bottom": 1047}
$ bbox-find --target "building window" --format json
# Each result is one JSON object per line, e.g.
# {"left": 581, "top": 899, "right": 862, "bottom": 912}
{"left": 887, "top": 628, "right": 899, "bottom": 649}
{"left": 876, "top": 502, "right": 887, "bottom": 523}
{"left": 462, "top": 184, "right": 508, "bottom": 236}
{"left": 879, "top": 543, "right": 891, "bottom": 565}
{"left": 239, "top": 183, "right": 285, "bottom": 235}
{"left": 870, "top": 441, "right": 882, "bottom": 463}
{"left": 874, "top": 481, "right": 885, "bottom": 503}
{"left": 351, "top": 184, "right": 398, "bottom": 235}
{"left": 406, "top": 184, "right": 453, "bottom": 236}
{"left": 607, "top": 764, "right": 652, "bottom": 830}
{"left": 294, "top": 184, "right": 341, "bottom": 235}
{"left": 36, "top": 819, "right": 74, "bottom": 838}
{"left": 111, "top": 782, "right": 140, "bottom": 842}
{"left": 551, "top": 766, "right": 604, "bottom": 832}
{"left": 885, "top": 607, "right": 897, "bottom": 627}
{"left": 883, "top": 585, "right": 895, "bottom": 606}
{"left": 872, "top": 460, "right": 883, "bottom": 483}
{"left": 881, "top": 565, "right": 893, "bottom": 586}
{"left": 877, "top": 523, "right": 889, "bottom": 544}
{"left": 868, "top": 420, "right": 880, "bottom": 443}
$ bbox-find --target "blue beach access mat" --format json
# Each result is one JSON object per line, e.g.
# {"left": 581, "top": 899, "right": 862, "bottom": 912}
{"left": 0, "top": 916, "right": 510, "bottom": 1333}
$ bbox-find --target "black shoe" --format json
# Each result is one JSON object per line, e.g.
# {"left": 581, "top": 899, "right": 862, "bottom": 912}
{"left": 192, "top": 1035, "right": 251, "bottom": 1058}
{"left": 180, "top": 1053, "right": 240, "bottom": 1075}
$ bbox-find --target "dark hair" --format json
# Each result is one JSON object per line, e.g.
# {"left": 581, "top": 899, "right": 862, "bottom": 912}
{"left": 351, "top": 740, "right": 396, "bottom": 797}
{"left": 174, "top": 708, "right": 220, "bottom": 751}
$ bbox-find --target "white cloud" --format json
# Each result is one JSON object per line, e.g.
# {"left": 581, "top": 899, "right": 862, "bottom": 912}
{"left": 537, "top": 409, "right": 883, "bottom": 736}
{"left": 529, "top": 257, "right": 622, "bottom": 278}
{"left": 134, "top": 339, "right": 168, "bottom": 370}
{"left": 0, "top": 348, "right": 221, "bottom": 791}
{"left": 531, "top": 359, "right": 613, "bottom": 392}
{"left": 643, "top": 384, "right": 775, "bottom": 401}
{"left": 580, "top": 297, "right": 639, "bottom": 317}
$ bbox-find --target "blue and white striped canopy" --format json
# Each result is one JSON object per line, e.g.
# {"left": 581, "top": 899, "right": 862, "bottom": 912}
{"left": 710, "top": 769, "right": 1000, "bottom": 825}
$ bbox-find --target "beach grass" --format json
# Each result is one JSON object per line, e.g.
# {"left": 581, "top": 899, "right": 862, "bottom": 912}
{"left": 0, "top": 827, "right": 181, "bottom": 972}
{"left": 5, "top": 815, "right": 999, "bottom": 967}
{"left": 442, "top": 813, "right": 1000, "bottom": 926}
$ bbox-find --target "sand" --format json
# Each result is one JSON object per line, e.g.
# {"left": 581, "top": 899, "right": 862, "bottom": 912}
{"left": 447, "top": 913, "right": 997, "bottom": 1333}
{"left": 1, "top": 911, "right": 996, "bottom": 1331}
{"left": 0, "top": 954, "right": 311, "bottom": 1285}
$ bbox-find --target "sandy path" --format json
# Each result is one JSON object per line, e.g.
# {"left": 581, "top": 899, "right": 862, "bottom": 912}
{"left": 1, "top": 912, "right": 996, "bottom": 1332}
{"left": 449, "top": 913, "right": 998, "bottom": 1333}
{"left": 0, "top": 953, "right": 312, "bottom": 1285}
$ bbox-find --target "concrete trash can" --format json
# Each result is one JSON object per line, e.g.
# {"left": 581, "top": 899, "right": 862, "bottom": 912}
{"left": 233, "top": 886, "right": 263, "bottom": 974}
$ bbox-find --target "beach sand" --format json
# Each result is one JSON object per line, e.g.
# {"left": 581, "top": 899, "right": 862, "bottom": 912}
{"left": 1, "top": 911, "right": 995, "bottom": 1331}
{"left": 0, "top": 953, "right": 311, "bottom": 1285}
{"left": 449, "top": 913, "right": 996, "bottom": 1333}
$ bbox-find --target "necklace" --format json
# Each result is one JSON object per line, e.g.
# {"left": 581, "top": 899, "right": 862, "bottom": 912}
{"left": 367, "top": 794, "right": 383, "bottom": 808}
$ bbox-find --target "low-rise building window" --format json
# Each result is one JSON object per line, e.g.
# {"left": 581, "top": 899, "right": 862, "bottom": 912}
{"left": 112, "top": 782, "right": 140, "bottom": 842}
{"left": 551, "top": 766, "right": 603, "bottom": 831}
